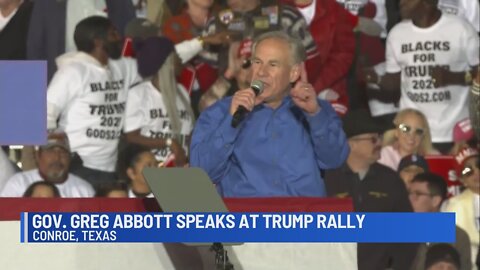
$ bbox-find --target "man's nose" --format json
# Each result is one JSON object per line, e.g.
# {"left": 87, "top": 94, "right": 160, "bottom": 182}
{"left": 256, "top": 64, "right": 268, "bottom": 77}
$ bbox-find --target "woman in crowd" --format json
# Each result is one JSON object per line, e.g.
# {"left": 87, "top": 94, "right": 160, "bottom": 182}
{"left": 23, "top": 182, "right": 61, "bottom": 198}
{"left": 118, "top": 144, "right": 157, "bottom": 198}
{"left": 123, "top": 36, "right": 195, "bottom": 167}
{"left": 379, "top": 108, "right": 439, "bottom": 170}
{"left": 95, "top": 182, "right": 129, "bottom": 198}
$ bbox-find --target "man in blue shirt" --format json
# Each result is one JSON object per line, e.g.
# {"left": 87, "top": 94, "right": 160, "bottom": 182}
{"left": 190, "top": 31, "right": 349, "bottom": 197}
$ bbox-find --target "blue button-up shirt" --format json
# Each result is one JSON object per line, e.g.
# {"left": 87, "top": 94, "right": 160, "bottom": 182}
{"left": 190, "top": 97, "right": 349, "bottom": 197}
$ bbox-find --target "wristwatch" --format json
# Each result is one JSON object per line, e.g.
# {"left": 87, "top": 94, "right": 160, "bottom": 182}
{"left": 465, "top": 71, "right": 472, "bottom": 84}
{"left": 165, "top": 138, "right": 173, "bottom": 148}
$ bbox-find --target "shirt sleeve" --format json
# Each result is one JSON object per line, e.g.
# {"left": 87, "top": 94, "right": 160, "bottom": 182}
{"left": 175, "top": 38, "right": 203, "bottom": 64}
{"left": 462, "top": 0, "right": 480, "bottom": 32}
{"left": 385, "top": 32, "right": 402, "bottom": 73}
{"left": 46, "top": 65, "right": 83, "bottom": 130}
{"left": 303, "top": 99, "right": 350, "bottom": 169}
{"left": 0, "top": 174, "right": 25, "bottom": 197}
{"left": 463, "top": 21, "right": 480, "bottom": 67}
{"left": 123, "top": 86, "right": 146, "bottom": 133}
{"left": 189, "top": 99, "right": 240, "bottom": 183}
{"left": 123, "top": 57, "right": 141, "bottom": 88}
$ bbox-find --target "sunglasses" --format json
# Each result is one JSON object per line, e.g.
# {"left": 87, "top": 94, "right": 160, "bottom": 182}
{"left": 241, "top": 59, "right": 251, "bottom": 69}
{"left": 461, "top": 161, "right": 479, "bottom": 177}
{"left": 351, "top": 135, "right": 381, "bottom": 144}
{"left": 398, "top": 123, "right": 424, "bottom": 136}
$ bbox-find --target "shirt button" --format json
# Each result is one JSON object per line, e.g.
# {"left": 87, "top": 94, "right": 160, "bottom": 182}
{"left": 225, "top": 144, "right": 231, "bottom": 148}
{"left": 272, "top": 132, "right": 277, "bottom": 139}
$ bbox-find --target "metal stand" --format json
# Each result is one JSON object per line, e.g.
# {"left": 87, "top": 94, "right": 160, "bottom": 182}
{"left": 210, "top": 242, "right": 234, "bottom": 270}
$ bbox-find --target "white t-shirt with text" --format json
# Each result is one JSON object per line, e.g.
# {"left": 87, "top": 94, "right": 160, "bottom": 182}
{"left": 386, "top": 14, "right": 479, "bottom": 142}
{"left": 47, "top": 52, "right": 139, "bottom": 172}
{"left": 124, "top": 81, "right": 194, "bottom": 163}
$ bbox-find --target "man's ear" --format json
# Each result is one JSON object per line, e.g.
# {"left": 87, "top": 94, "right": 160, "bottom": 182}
{"left": 93, "top": 38, "right": 104, "bottom": 50}
{"left": 432, "top": 195, "right": 443, "bottom": 209}
{"left": 289, "top": 63, "right": 301, "bottom": 83}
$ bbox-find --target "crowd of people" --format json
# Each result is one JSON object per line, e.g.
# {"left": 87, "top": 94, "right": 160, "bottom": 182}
{"left": 0, "top": 0, "right": 479, "bottom": 269}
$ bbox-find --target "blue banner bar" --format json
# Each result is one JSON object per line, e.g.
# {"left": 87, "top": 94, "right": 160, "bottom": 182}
{"left": 22, "top": 212, "right": 455, "bottom": 243}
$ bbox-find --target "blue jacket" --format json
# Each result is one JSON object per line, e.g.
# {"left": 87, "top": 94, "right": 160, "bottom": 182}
{"left": 190, "top": 97, "right": 349, "bottom": 197}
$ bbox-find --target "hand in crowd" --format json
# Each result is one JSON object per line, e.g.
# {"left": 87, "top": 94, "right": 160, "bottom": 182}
{"left": 430, "top": 65, "right": 449, "bottom": 88}
{"left": 291, "top": 64, "right": 320, "bottom": 115}
{"left": 170, "top": 140, "right": 188, "bottom": 167}
{"left": 363, "top": 67, "right": 379, "bottom": 85}
{"left": 202, "top": 31, "right": 234, "bottom": 46}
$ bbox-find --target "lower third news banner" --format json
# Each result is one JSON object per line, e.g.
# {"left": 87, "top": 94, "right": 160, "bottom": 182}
{"left": 21, "top": 212, "right": 455, "bottom": 243}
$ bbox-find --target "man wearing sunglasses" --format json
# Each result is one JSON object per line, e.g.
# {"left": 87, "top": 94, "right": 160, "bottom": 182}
{"left": 324, "top": 109, "right": 417, "bottom": 270}
{"left": 444, "top": 146, "right": 480, "bottom": 269}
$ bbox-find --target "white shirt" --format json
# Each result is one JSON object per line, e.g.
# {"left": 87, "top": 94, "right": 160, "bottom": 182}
{"left": 47, "top": 52, "right": 139, "bottom": 171}
{"left": 0, "top": 169, "right": 94, "bottom": 198}
{"left": 438, "top": 0, "right": 480, "bottom": 32}
{"left": 0, "top": 5, "right": 19, "bottom": 32}
{"left": 368, "top": 62, "right": 399, "bottom": 117}
{"left": 296, "top": 0, "right": 317, "bottom": 26}
{"left": 0, "top": 149, "right": 15, "bottom": 192}
{"left": 124, "top": 81, "right": 194, "bottom": 163}
{"left": 128, "top": 189, "right": 154, "bottom": 198}
{"left": 475, "top": 193, "right": 480, "bottom": 230}
{"left": 386, "top": 14, "right": 479, "bottom": 142}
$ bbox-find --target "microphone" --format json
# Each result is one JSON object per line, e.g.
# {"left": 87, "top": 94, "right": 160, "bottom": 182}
{"left": 231, "top": 80, "right": 264, "bottom": 128}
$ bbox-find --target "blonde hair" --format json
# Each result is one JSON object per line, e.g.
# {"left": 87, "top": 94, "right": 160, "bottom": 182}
{"left": 382, "top": 108, "right": 435, "bottom": 155}
{"left": 156, "top": 53, "right": 195, "bottom": 138}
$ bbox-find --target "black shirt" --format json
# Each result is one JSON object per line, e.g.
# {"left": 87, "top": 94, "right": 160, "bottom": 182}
{"left": 325, "top": 162, "right": 417, "bottom": 270}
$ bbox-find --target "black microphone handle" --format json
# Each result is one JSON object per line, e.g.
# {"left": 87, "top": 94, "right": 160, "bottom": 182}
{"left": 231, "top": 105, "right": 249, "bottom": 128}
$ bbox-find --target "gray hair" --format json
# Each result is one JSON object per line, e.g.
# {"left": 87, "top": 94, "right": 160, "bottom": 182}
{"left": 251, "top": 31, "right": 306, "bottom": 65}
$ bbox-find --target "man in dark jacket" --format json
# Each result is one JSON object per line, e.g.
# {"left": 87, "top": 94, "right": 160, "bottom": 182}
{"left": 325, "top": 109, "right": 418, "bottom": 270}
{"left": 0, "top": 0, "right": 33, "bottom": 60}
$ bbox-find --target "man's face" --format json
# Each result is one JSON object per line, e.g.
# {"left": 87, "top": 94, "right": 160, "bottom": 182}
{"left": 36, "top": 147, "right": 71, "bottom": 183}
{"left": 0, "top": 0, "right": 19, "bottom": 8}
{"left": 227, "top": 0, "right": 259, "bottom": 12}
{"left": 408, "top": 181, "right": 439, "bottom": 212}
{"left": 400, "top": 165, "right": 425, "bottom": 188}
{"left": 349, "top": 133, "right": 382, "bottom": 164}
{"left": 426, "top": 261, "right": 458, "bottom": 270}
{"left": 399, "top": 0, "right": 423, "bottom": 20}
{"left": 189, "top": 0, "right": 214, "bottom": 9}
{"left": 103, "top": 26, "right": 123, "bottom": 59}
{"left": 251, "top": 38, "right": 300, "bottom": 107}
{"left": 461, "top": 156, "right": 479, "bottom": 194}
